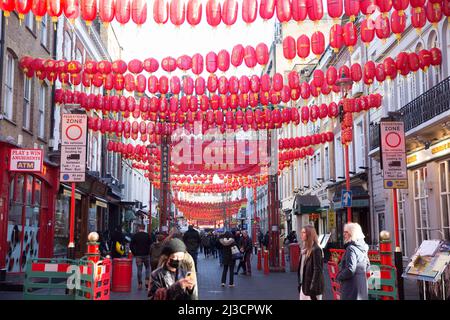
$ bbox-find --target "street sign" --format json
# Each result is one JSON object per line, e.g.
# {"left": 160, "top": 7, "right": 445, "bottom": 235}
{"left": 9, "top": 149, "right": 43, "bottom": 172}
{"left": 60, "top": 114, "right": 87, "bottom": 182}
{"left": 341, "top": 190, "right": 352, "bottom": 207}
{"left": 380, "top": 121, "right": 408, "bottom": 189}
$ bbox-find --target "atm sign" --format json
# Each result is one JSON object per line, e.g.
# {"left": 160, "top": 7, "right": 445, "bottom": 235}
{"left": 9, "top": 149, "right": 43, "bottom": 173}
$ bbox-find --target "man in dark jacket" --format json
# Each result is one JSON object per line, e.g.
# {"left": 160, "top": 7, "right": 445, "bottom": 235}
{"left": 240, "top": 230, "right": 253, "bottom": 275}
{"left": 130, "top": 225, "right": 153, "bottom": 289}
{"left": 182, "top": 225, "right": 201, "bottom": 271}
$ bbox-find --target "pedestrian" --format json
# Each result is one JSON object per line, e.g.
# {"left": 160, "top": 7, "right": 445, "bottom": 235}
{"left": 130, "top": 225, "right": 153, "bottom": 290}
{"left": 111, "top": 227, "right": 126, "bottom": 259}
{"left": 202, "top": 234, "right": 210, "bottom": 258}
{"left": 150, "top": 234, "right": 166, "bottom": 271}
{"left": 336, "top": 222, "right": 370, "bottom": 300}
{"left": 148, "top": 238, "right": 198, "bottom": 300}
{"left": 219, "top": 232, "right": 237, "bottom": 287}
{"left": 182, "top": 225, "right": 201, "bottom": 271}
{"left": 240, "top": 230, "right": 253, "bottom": 275}
{"left": 297, "top": 225, "right": 324, "bottom": 300}
{"left": 263, "top": 231, "right": 269, "bottom": 250}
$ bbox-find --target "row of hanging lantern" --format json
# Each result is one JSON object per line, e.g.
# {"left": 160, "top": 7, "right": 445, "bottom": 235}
{"left": 4, "top": 0, "right": 449, "bottom": 27}
{"left": 279, "top": 132, "right": 335, "bottom": 150}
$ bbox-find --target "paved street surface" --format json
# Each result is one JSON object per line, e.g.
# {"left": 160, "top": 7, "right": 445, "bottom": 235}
{"left": 0, "top": 252, "right": 420, "bottom": 300}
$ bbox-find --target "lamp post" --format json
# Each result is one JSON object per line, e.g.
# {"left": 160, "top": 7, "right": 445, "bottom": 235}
{"left": 336, "top": 70, "right": 353, "bottom": 223}
{"left": 147, "top": 143, "right": 158, "bottom": 234}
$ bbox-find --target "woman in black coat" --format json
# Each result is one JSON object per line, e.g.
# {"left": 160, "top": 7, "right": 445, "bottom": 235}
{"left": 219, "top": 232, "right": 237, "bottom": 287}
{"left": 297, "top": 225, "right": 324, "bottom": 300}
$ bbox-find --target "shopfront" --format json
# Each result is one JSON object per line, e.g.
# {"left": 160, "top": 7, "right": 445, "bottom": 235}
{"left": 0, "top": 143, "right": 58, "bottom": 274}
{"left": 292, "top": 194, "right": 322, "bottom": 234}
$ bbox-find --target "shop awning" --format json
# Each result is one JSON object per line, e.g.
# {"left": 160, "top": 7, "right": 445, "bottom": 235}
{"left": 293, "top": 195, "right": 321, "bottom": 215}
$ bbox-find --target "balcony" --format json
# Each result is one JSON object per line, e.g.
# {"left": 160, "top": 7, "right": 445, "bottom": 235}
{"left": 369, "top": 76, "right": 450, "bottom": 151}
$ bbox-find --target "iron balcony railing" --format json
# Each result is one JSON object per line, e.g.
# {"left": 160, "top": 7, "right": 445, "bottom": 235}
{"left": 369, "top": 76, "right": 450, "bottom": 151}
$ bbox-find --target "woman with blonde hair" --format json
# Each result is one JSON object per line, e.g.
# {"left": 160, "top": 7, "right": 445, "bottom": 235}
{"left": 297, "top": 225, "right": 324, "bottom": 300}
{"left": 336, "top": 222, "right": 370, "bottom": 300}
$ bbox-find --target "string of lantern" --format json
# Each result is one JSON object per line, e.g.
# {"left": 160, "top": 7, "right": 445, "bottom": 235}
{"left": 3, "top": 0, "right": 449, "bottom": 28}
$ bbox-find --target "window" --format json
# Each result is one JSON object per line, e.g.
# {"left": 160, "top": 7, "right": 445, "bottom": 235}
{"left": 312, "top": 155, "right": 316, "bottom": 185}
{"left": 397, "top": 190, "right": 408, "bottom": 258}
{"left": 25, "top": 12, "right": 35, "bottom": 32}
{"left": 324, "top": 147, "right": 330, "bottom": 181}
{"left": 439, "top": 160, "right": 450, "bottom": 240}
{"left": 316, "top": 152, "right": 321, "bottom": 182}
{"left": 335, "top": 135, "right": 344, "bottom": 179}
{"left": 355, "top": 121, "right": 365, "bottom": 171}
{"left": 429, "top": 32, "right": 442, "bottom": 87}
{"left": 41, "top": 14, "right": 48, "bottom": 47}
{"left": 64, "top": 32, "right": 72, "bottom": 60}
{"left": 38, "top": 84, "right": 46, "bottom": 138}
{"left": 4, "top": 52, "right": 15, "bottom": 120}
{"left": 413, "top": 167, "right": 430, "bottom": 246}
{"left": 23, "top": 77, "right": 32, "bottom": 130}
{"left": 303, "top": 160, "right": 309, "bottom": 187}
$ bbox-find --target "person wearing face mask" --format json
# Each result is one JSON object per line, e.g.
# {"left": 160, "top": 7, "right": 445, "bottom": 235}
{"left": 148, "top": 238, "right": 198, "bottom": 300}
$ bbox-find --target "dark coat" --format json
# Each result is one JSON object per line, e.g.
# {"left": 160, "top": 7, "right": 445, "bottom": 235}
{"left": 240, "top": 236, "right": 253, "bottom": 253}
{"left": 219, "top": 237, "right": 236, "bottom": 265}
{"left": 297, "top": 243, "right": 324, "bottom": 297}
{"left": 336, "top": 239, "right": 370, "bottom": 300}
{"left": 130, "top": 231, "right": 152, "bottom": 256}
{"left": 148, "top": 265, "right": 197, "bottom": 300}
{"left": 183, "top": 228, "right": 201, "bottom": 253}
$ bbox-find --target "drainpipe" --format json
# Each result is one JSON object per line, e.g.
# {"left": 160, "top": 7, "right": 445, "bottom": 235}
{"left": 0, "top": 15, "right": 6, "bottom": 117}
{"left": 49, "top": 19, "right": 58, "bottom": 146}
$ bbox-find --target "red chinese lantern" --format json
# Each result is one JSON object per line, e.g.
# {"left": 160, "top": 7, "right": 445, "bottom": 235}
{"left": 63, "top": 0, "right": 80, "bottom": 23}
{"left": 131, "top": 0, "right": 147, "bottom": 25}
{"left": 191, "top": 54, "right": 204, "bottom": 75}
{"left": 292, "top": 0, "right": 308, "bottom": 22}
{"left": 375, "top": 63, "right": 386, "bottom": 82}
{"left": 301, "top": 106, "right": 309, "bottom": 123}
{"left": 276, "top": 0, "right": 292, "bottom": 23}
{"left": 186, "top": 0, "right": 202, "bottom": 26}
{"left": 170, "top": 0, "right": 185, "bottom": 26}
{"left": 195, "top": 77, "right": 205, "bottom": 95}
{"left": 177, "top": 55, "right": 192, "bottom": 72}
{"left": 410, "top": 0, "right": 425, "bottom": 12}
{"left": 15, "top": 0, "right": 32, "bottom": 21}
{"left": 256, "top": 43, "right": 269, "bottom": 66}
{"left": 128, "top": 59, "right": 143, "bottom": 74}
{"left": 384, "top": 57, "right": 398, "bottom": 80}
{"left": 312, "top": 70, "right": 324, "bottom": 88}
{"left": 218, "top": 76, "right": 228, "bottom": 95}
{"left": 444, "top": 0, "right": 450, "bottom": 20}
{"left": 217, "top": 50, "right": 230, "bottom": 72}
{"left": 206, "top": 51, "right": 218, "bottom": 74}
{"left": 124, "top": 73, "right": 136, "bottom": 92}
{"left": 222, "top": 0, "right": 238, "bottom": 26}
{"left": 136, "top": 74, "right": 146, "bottom": 95}
{"left": 350, "top": 63, "right": 362, "bottom": 82}
{"left": 231, "top": 44, "right": 245, "bottom": 67}
{"left": 32, "top": 0, "right": 47, "bottom": 22}
{"left": 147, "top": 75, "right": 158, "bottom": 94}
{"left": 115, "top": 0, "right": 131, "bottom": 24}
{"left": 272, "top": 73, "right": 283, "bottom": 91}
{"left": 288, "top": 71, "right": 300, "bottom": 90}
{"left": 208, "top": 74, "right": 218, "bottom": 92}
{"left": 411, "top": 6, "right": 426, "bottom": 32}
{"left": 244, "top": 46, "right": 257, "bottom": 68}
{"left": 363, "top": 60, "right": 376, "bottom": 85}
{"left": 396, "top": 52, "right": 410, "bottom": 76}
{"left": 153, "top": 0, "right": 169, "bottom": 24}
{"left": 418, "top": 49, "right": 432, "bottom": 71}
{"left": 330, "top": 24, "right": 343, "bottom": 52}
{"left": 360, "top": 0, "right": 376, "bottom": 16}
{"left": 229, "top": 76, "right": 239, "bottom": 94}
{"left": 283, "top": 36, "right": 296, "bottom": 60}
{"left": 159, "top": 75, "right": 169, "bottom": 94}
{"left": 307, "top": 0, "right": 324, "bottom": 22}
{"left": 112, "top": 59, "right": 127, "bottom": 74}
{"left": 407, "top": 53, "right": 420, "bottom": 73}
{"left": 206, "top": 0, "right": 221, "bottom": 27}
{"left": 343, "top": 22, "right": 357, "bottom": 52}
{"left": 311, "top": 31, "right": 325, "bottom": 57}
{"left": 391, "top": 10, "right": 406, "bottom": 39}
{"left": 328, "top": 102, "right": 339, "bottom": 118}
{"left": 162, "top": 56, "right": 177, "bottom": 73}
{"left": 344, "top": 0, "right": 360, "bottom": 21}
{"left": 426, "top": 1, "right": 443, "bottom": 26}
{"left": 300, "top": 82, "right": 310, "bottom": 99}
{"left": 260, "top": 0, "right": 276, "bottom": 20}
{"left": 360, "top": 18, "right": 375, "bottom": 45}
{"left": 376, "top": 0, "right": 393, "bottom": 16}
{"left": 250, "top": 75, "right": 260, "bottom": 93}
{"left": 430, "top": 47, "right": 442, "bottom": 66}
{"left": 326, "top": 66, "right": 337, "bottom": 86}
{"left": 319, "top": 103, "right": 328, "bottom": 119}
{"left": 393, "top": 0, "right": 408, "bottom": 15}
{"left": 242, "top": 0, "right": 258, "bottom": 24}
{"left": 297, "top": 34, "right": 310, "bottom": 59}
{"left": 291, "top": 108, "right": 300, "bottom": 124}
{"left": 327, "top": 0, "right": 343, "bottom": 21}
{"left": 375, "top": 14, "right": 390, "bottom": 42}
{"left": 48, "top": 0, "right": 63, "bottom": 23}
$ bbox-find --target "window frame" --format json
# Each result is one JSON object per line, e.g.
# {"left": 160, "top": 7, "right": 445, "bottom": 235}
{"left": 438, "top": 160, "right": 450, "bottom": 240}
{"left": 38, "top": 84, "right": 46, "bottom": 139}
{"left": 4, "top": 52, "right": 15, "bottom": 120}
{"left": 23, "top": 77, "right": 32, "bottom": 131}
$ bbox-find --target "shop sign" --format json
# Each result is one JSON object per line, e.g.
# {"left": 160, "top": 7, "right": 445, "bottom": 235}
{"left": 407, "top": 138, "right": 450, "bottom": 168}
{"left": 380, "top": 121, "right": 408, "bottom": 189}
{"left": 9, "top": 149, "right": 43, "bottom": 172}
{"left": 60, "top": 114, "right": 87, "bottom": 182}
{"left": 63, "top": 189, "right": 82, "bottom": 200}
{"left": 328, "top": 210, "right": 336, "bottom": 229}
{"left": 95, "top": 200, "right": 108, "bottom": 208}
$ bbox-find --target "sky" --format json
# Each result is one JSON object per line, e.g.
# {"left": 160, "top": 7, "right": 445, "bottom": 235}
{"left": 111, "top": 1, "right": 275, "bottom": 79}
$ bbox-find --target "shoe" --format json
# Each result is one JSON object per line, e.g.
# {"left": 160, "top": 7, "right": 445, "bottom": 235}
{"left": 221, "top": 283, "right": 225, "bottom": 287}
{"left": 228, "top": 284, "right": 235, "bottom": 287}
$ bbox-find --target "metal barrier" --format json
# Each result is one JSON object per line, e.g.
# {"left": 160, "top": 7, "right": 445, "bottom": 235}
{"left": 75, "top": 258, "right": 111, "bottom": 300}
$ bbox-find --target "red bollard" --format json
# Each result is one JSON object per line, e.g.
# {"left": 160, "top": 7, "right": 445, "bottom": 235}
{"left": 281, "top": 247, "right": 286, "bottom": 269}
{"left": 379, "top": 231, "right": 394, "bottom": 300}
{"left": 263, "top": 250, "right": 269, "bottom": 275}
{"left": 257, "top": 248, "right": 262, "bottom": 271}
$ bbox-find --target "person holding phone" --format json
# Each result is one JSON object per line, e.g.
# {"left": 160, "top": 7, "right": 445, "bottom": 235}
{"left": 148, "top": 239, "right": 198, "bottom": 300}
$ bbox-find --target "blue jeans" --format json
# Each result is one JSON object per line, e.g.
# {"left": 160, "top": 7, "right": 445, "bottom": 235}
{"left": 189, "top": 251, "right": 198, "bottom": 271}
{"left": 135, "top": 256, "right": 150, "bottom": 284}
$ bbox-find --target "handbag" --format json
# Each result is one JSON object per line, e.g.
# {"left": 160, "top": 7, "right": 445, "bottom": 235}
{"left": 231, "top": 245, "right": 242, "bottom": 260}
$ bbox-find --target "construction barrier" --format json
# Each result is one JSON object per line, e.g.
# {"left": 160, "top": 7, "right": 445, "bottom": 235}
{"left": 75, "top": 257, "right": 111, "bottom": 300}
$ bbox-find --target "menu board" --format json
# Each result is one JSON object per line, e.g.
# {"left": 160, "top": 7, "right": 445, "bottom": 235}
{"left": 403, "top": 240, "right": 450, "bottom": 283}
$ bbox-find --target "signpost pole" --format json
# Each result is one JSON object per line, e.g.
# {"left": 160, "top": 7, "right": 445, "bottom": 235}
{"left": 392, "top": 188, "right": 405, "bottom": 300}
{"left": 344, "top": 143, "right": 352, "bottom": 223}
{"left": 68, "top": 182, "right": 76, "bottom": 259}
